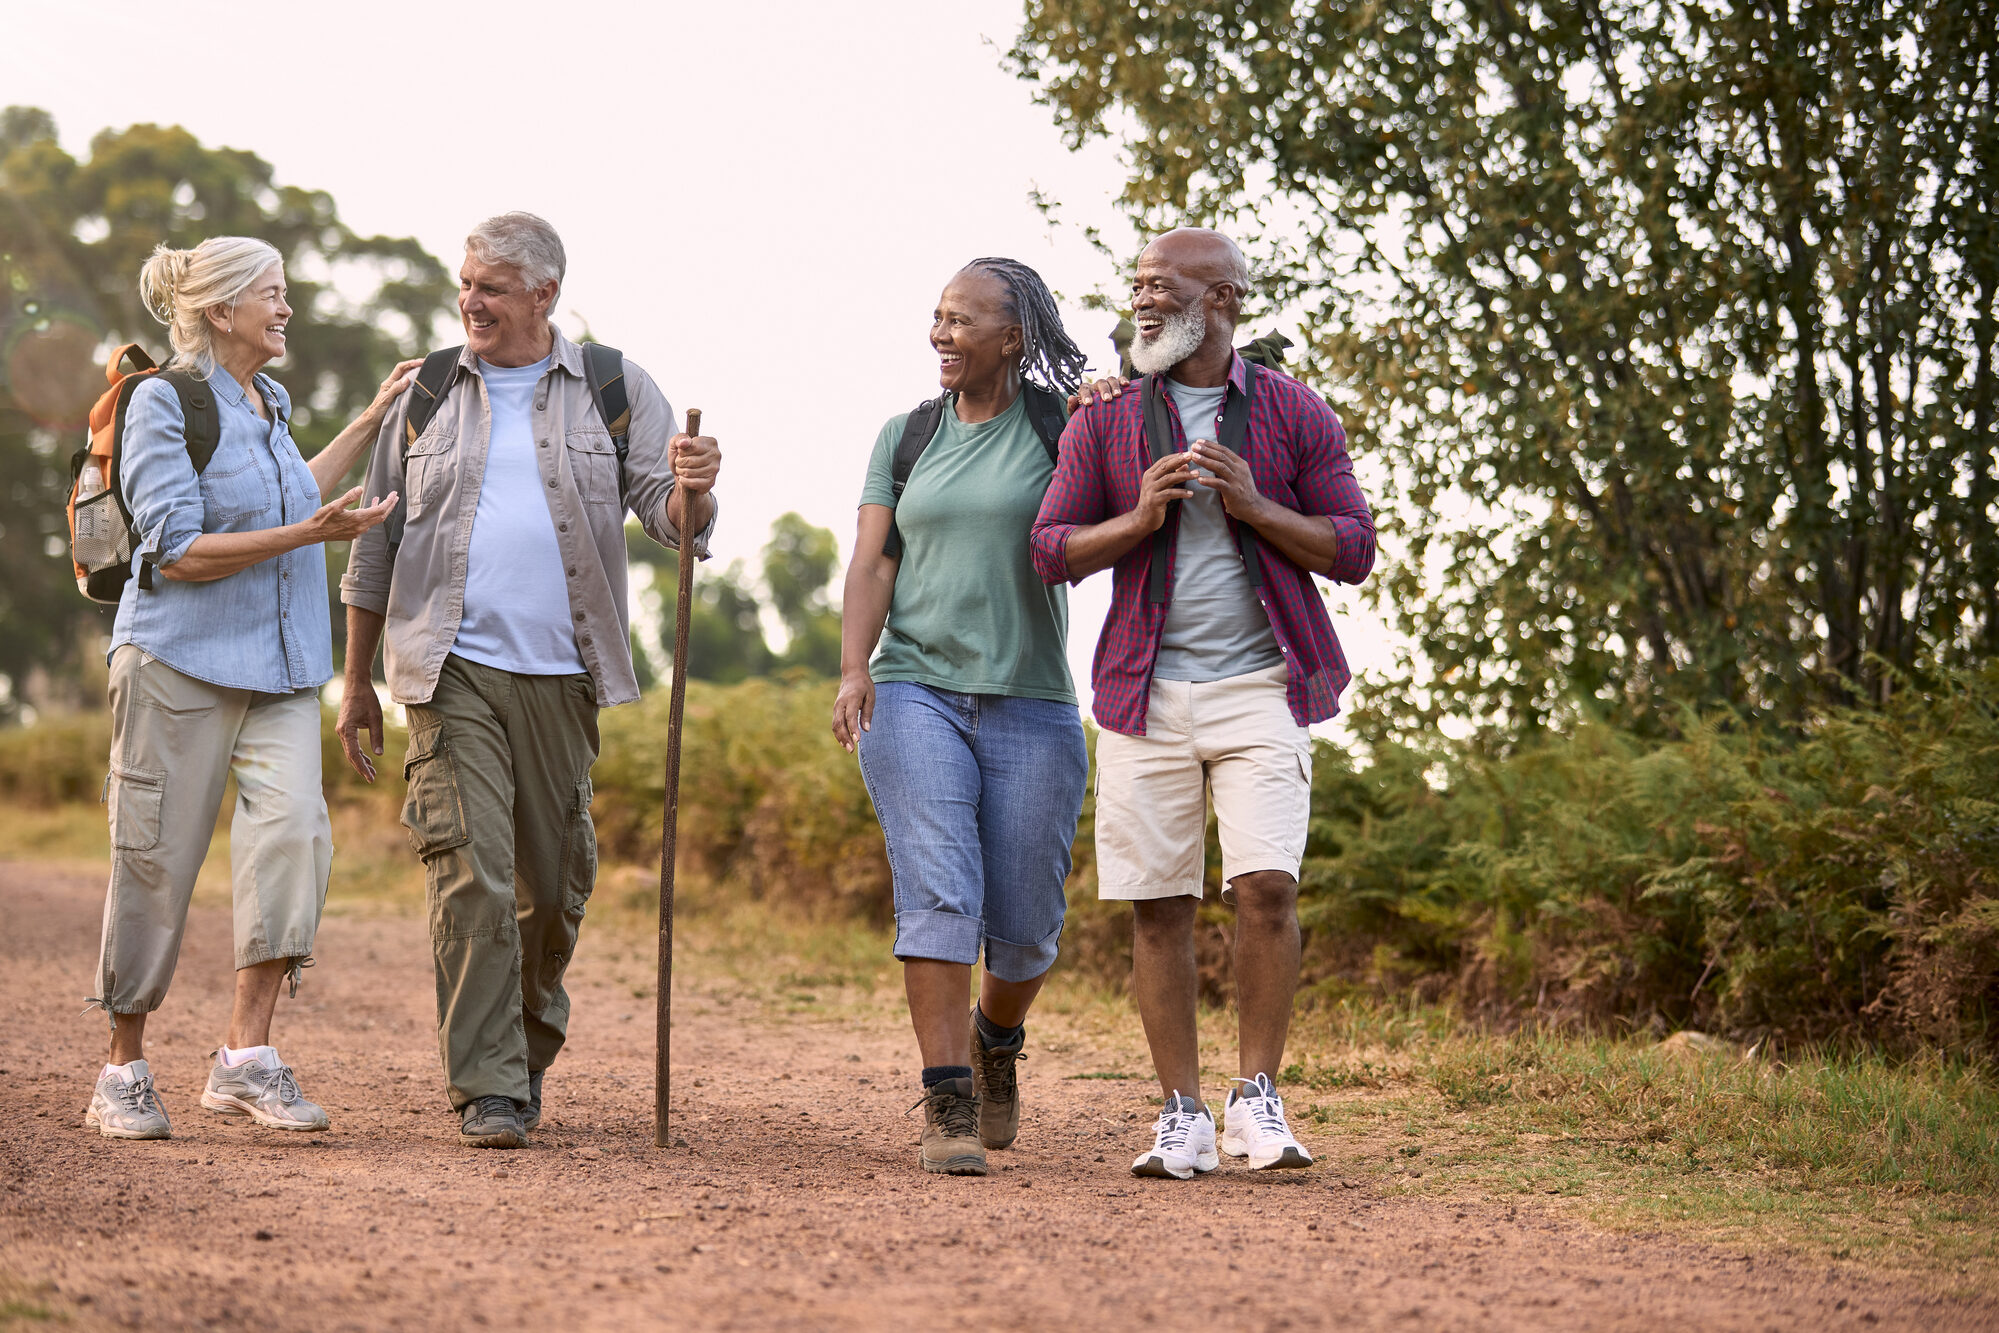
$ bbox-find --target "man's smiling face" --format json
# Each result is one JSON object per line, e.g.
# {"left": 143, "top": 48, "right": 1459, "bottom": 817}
{"left": 458, "top": 253, "right": 556, "bottom": 366}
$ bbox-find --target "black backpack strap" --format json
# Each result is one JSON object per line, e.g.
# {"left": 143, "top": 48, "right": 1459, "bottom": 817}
{"left": 1219, "top": 361, "right": 1262, "bottom": 587}
{"left": 403, "top": 348, "right": 464, "bottom": 450}
{"left": 159, "top": 371, "right": 221, "bottom": 475}
{"left": 383, "top": 348, "right": 464, "bottom": 560}
{"left": 135, "top": 372, "right": 223, "bottom": 591}
{"left": 881, "top": 397, "right": 946, "bottom": 559}
{"left": 581, "top": 342, "right": 631, "bottom": 507}
{"left": 1021, "top": 381, "right": 1067, "bottom": 465}
{"left": 1141, "top": 374, "right": 1179, "bottom": 604}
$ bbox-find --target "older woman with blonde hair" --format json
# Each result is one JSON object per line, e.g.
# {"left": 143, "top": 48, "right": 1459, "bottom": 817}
{"left": 83, "top": 235, "right": 417, "bottom": 1141}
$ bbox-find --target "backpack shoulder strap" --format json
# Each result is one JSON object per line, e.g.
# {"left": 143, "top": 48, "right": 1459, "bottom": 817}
{"left": 1218, "top": 361, "right": 1263, "bottom": 587}
{"left": 1021, "top": 382, "right": 1066, "bottom": 465}
{"left": 403, "top": 347, "right": 464, "bottom": 451}
{"left": 580, "top": 342, "right": 631, "bottom": 507}
{"left": 159, "top": 371, "right": 221, "bottom": 475}
{"left": 882, "top": 397, "right": 946, "bottom": 559}
{"left": 384, "top": 347, "right": 464, "bottom": 561}
{"left": 1141, "top": 374, "right": 1179, "bottom": 604}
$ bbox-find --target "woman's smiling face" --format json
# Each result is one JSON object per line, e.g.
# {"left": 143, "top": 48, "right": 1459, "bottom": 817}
{"left": 209, "top": 263, "right": 290, "bottom": 366}
{"left": 930, "top": 270, "right": 1022, "bottom": 398}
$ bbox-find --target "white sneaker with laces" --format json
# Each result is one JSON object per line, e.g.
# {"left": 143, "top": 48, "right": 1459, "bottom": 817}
{"left": 85, "top": 1060, "right": 172, "bottom": 1140}
{"left": 1221, "top": 1073, "right": 1313, "bottom": 1169}
{"left": 1131, "top": 1092, "right": 1218, "bottom": 1180}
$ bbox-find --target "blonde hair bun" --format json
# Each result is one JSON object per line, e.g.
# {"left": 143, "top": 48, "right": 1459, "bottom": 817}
{"left": 138, "top": 244, "right": 194, "bottom": 326}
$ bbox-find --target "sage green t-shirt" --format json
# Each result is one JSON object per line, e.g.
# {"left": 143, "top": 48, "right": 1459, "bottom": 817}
{"left": 859, "top": 392, "right": 1075, "bottom": 702}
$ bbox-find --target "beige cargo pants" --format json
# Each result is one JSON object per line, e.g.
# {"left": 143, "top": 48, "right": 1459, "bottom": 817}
{"left": 94, "top": 645, "right": 332, "bottom": 1014}
{"left": 401, "top": 655, "right": 599, "bottom": 1111}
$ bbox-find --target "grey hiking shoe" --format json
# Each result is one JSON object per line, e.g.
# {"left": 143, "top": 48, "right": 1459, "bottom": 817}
{"left": 523, "top": 1068, "right": 544, "bottom": 1131}
{"left": 970, "top": 1014, "right": 1026, "bottom": 1150}
{"left": 460, "top": 1095, "right": 528, "bottom": 1149}
{"left": 84, "top": 1061, "right": 171, "bottom": 1140}
{"left": 201, "top": 1054, "right": 330, "bottom": 1131}
{"left": 914, "top": 1076, "right": 987, "bottom": 1176}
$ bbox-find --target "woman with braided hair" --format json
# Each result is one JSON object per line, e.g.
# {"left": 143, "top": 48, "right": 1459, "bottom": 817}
{"left": 832, "top": 258, "right": 1091, "bottom": 1176}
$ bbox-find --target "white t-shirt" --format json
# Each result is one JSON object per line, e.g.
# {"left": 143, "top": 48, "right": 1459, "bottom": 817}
{"left": 452, "top": 355, "right": 587, "bottom": 675}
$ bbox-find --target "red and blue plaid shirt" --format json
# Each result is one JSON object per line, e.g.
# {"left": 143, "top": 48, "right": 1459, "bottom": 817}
{"left": 1031, "top": 353, "right": 1376, "bottom": 736}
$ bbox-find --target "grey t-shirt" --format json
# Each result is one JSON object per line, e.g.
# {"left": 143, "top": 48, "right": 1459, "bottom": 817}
{"left": 1153, "top": 376, "right": 1284, "bottom": 682}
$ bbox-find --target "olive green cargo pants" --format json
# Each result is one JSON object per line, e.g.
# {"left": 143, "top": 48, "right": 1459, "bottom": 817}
{"left": 402, "top": 655, "right": 599, "bottom": 1110}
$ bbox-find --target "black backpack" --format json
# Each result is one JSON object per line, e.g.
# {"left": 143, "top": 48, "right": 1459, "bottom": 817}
{"left": 383, "top": 341, "right": 631, "bottom": 558}
{"left": 881, "top": 381, "right": 1067, "bottom": 558}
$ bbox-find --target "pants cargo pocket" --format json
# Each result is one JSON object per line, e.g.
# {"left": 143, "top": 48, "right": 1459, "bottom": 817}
{"left": 401, "top": 722, "right": 469, "bottom": 859}
{"left": 108, "top": 764, "right": 166, "bottom": 852}
{"left": 540, "top": 776, "right": 596, "bottom": 994}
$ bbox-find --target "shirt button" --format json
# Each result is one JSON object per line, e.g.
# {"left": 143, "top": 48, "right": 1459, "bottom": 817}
{"left": 547, "top": 479, "right": 557, "bottom": 489}
{"left": 574, "top": 611, "right": 585, "bottom": 622}
{"left": 558, "top": 523, "right": 569, "bottom": 533}
{"left": 566, "top": 567, "right": 577, "bottom": 577}
{"left": 538, "top": 439, "right": 549, "bottom": 448}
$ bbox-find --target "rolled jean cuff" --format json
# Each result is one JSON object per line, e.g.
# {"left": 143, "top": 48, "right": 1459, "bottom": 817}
{"left": 893, "top": 907, "right": 984, "bottom": 967}
{"left": 983, "top": 921, "right": 1062, "bottom": 983}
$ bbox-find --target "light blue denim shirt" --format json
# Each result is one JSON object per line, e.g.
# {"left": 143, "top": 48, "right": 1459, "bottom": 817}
{"left": 109, "top": 365, "right": 331, "bottom": 692}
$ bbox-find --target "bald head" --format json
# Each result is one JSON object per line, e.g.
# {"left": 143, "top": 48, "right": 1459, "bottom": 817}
{"left": 1129, "top": 227, "right": 1250, "bottom": 379}
{"left": 1142, "top": 228, "right": 1249, "bottom": 300}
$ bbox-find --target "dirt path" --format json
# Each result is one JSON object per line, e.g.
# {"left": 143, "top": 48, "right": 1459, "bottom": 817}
{"left": 1, "top": 861, "right": 1988, "bottom": 1331}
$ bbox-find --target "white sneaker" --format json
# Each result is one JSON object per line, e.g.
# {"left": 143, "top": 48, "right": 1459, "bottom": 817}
{"left": 200, "top": 1049, "right": 330, "bottom": 1131}
{"left": 1221, "top": 1073, "right": 1312, "bottom": 1169}
{"left": 1132, "top": 1093, "right": 1219, "bottom": 1179}
{"left": 85, "top": 1060, "right": 172, "bottom": 1140}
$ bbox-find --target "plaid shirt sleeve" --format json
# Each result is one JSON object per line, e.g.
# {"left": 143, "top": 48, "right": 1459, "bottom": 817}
{"left": 1030, "top": 406, "right": 1109, "bottom": 584}
{"left": 1288, "top": 395, "right": 1376, "bottom": 584}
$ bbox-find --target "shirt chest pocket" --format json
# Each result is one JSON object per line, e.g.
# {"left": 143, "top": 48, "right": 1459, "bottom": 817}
{"left": 198, "top": 453, "right": 273, "bottom": 529}
{"left": 564, "top": 430, "right": 622, "bottom": 507}
{"left": 404, "top": 432, "right": 457, "bottom": 519}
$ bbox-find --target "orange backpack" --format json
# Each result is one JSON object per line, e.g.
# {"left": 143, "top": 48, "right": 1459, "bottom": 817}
{"left": 66, "top": 343, "right": 220, "bottom": 603}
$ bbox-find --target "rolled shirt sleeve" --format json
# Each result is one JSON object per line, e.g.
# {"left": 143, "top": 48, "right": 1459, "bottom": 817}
{"left": 1030, "top": 409, "right": 1109, "bottom": 585}
{"left": 1290, "top": 398, "right": 1377, "bottom": 585}
{"left": 620, "top": 360, "right": 716, "bottom": 559}
{"left": 120, "top": 378, "right": 208, "bottom": 569}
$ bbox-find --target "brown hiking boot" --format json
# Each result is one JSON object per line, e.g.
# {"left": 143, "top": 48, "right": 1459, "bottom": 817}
{"left": 915, "top": 1077, "right": 987, "bottom": 1175}
{"left": 971, "top": 1014, "right": 1026, "bottom": 1149}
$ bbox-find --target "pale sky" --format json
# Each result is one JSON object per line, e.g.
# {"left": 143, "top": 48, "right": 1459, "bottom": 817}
{"left": 7, "top": 0, "right": 1394, "bottom": 733}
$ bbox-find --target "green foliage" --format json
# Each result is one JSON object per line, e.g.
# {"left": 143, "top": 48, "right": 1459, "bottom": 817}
{"left": 590, "top": 676, "right": 889, "bottom": 920}
{"left": 630, "top": 512, "right": 843, "bottom": 683}
{"left": 761, "top": 512, "right": 842, "bottom": 674}
{"left": 1292, "top": 667, "right": 1999, "bottom": 1054}
{"left": 0, "top": 108, "right": 453, "bottom": 718}
{"left": 1010, "top": 1, "right": 1999, "bottom": 735}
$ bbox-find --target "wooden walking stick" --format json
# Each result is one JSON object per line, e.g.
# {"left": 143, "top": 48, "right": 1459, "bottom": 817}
{"left": 656, "top": 406, "right": 700, "bottom": 1148}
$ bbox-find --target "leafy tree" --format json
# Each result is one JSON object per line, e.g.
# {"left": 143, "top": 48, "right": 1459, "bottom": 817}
{"left": 761, "top": 511, "right": 842, "bottom": 674}
{"left": 643, "top": 550, "right": 774, "bottom": 684}
{"left": 0, "top": 108, "right": 452, "bottom": 718}
{"left": 1010, "top": 1, "right": 1999, "bottom": 736}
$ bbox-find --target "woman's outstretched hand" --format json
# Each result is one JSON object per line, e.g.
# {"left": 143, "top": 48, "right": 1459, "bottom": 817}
{"left": 306, "top": 486, "right": 399, "bottom": 543}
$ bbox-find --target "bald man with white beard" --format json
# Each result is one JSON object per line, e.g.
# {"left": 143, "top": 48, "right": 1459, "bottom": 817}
{"left": 1031, "top": 228, "right": 1377, "bottom": 1179}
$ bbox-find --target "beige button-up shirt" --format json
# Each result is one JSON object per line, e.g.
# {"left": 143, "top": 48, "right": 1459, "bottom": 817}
{"left": 340, "top": 326, "right": 712, "bottom": 707}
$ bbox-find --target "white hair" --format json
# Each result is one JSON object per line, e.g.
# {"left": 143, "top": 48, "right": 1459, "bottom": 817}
{"left": 465, "top": 211, "right": 566, "bottom": 298}
{"left": 137, "top": 237, "right": 284, "bottom": 374}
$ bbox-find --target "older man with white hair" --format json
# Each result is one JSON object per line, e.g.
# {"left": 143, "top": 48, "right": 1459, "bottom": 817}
{"left": 338, "top": 211, "right": 719, "bottom": 1148}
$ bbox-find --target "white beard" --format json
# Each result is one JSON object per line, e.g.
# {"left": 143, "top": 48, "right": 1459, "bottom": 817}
{"left": 1129, "top": 305, "right": 1208, "bottom": 375}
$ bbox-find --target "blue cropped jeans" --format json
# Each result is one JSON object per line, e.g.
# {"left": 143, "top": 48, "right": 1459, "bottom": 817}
{"left": 856, "top": 683, "right": 1087, "bottom": 981}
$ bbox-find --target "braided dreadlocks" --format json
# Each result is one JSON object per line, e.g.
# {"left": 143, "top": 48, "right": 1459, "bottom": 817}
{"left": 960, "top": 257, "right": 1088, "bottom": 396}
